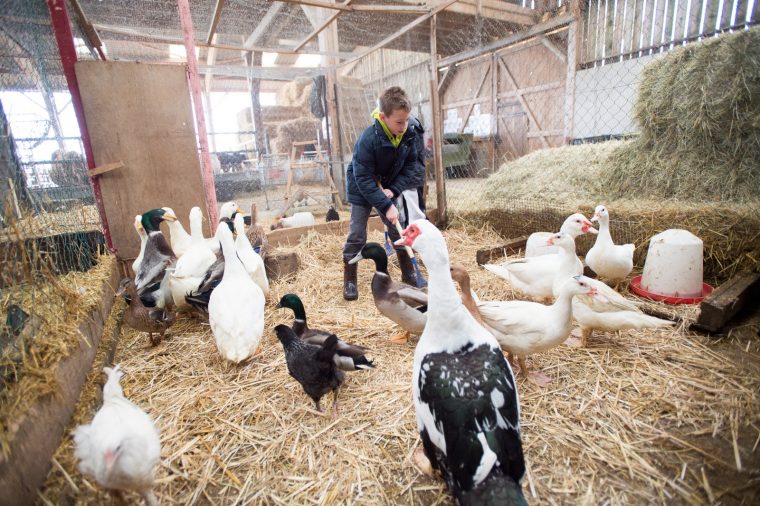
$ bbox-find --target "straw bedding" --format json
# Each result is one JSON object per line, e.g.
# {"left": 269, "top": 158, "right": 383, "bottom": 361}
{"left": 39, "top": 226, "right": 760, "bottom": 504}
{"left": 0, "top": 253, "right": 115, "bottom": 458}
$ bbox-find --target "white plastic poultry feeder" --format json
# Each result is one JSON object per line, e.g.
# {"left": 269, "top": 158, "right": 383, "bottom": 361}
{"left": 635, "top": 229, "right": 707, "bottom": 302}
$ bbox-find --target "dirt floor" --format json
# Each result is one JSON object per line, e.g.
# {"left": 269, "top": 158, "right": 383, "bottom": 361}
{"left": 38, "top": 224, "right": 760, "bottom": 505}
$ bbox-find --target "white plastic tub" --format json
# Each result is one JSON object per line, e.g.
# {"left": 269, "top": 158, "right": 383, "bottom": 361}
{"left": 641, "top": 229, "right": 703, "bottom": 298}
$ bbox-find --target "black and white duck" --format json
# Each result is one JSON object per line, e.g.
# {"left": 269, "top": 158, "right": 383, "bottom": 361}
{"left": 396, "top": 220, "right": 526, "bottom": 505}
{"left": 135, "top": 208, "right": 177, "bottom": 309}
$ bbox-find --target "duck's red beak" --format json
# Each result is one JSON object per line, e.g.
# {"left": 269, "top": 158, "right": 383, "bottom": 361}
{"left": 394, "top": 224, "right": 420, "bottom": 248}
{"left": 546, "top": 236, "right": 556, "bottom": 246}
{"left": 582, "top": 219, "right": 598, "bottom": 234}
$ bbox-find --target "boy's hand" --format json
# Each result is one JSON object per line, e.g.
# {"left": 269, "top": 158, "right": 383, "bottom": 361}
{"left": 385, "top": 205, "right": 399, "bottom": 224}
{"left": 382, "top": 188, "right": 394, "bottom": 198}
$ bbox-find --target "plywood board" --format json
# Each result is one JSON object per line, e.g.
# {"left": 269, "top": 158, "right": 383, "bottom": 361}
{"left": 76, "top": 61, "right": 209, "bottom": 261}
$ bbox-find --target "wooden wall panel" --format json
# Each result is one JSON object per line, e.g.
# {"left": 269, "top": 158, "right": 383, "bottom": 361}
{"left": 76, "top": 61, "right": 210, "bottom": 261}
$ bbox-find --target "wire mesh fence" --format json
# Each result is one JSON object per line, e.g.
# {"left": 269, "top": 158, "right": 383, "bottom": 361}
{"left": 0, "top": 0, "right": 109, "bottom": 447}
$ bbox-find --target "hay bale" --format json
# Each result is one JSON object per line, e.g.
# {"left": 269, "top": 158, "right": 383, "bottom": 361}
{"left": 274, "top": 118, "right": 321, "bottom": 154}
{"left": 603, "top": 28, "right": 760, "bottom": 202}
{"left": 276, "top": 78, "right": 312, "bottom": 109}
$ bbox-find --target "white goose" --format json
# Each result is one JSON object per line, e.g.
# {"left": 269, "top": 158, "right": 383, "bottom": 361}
{"left": 208, "top": 222, "right": 265, "bottom": 363}
{"left": 395, "top": 220, "right": 526, "bottom": 504}
{"left": 549, "top": 231, "right": 674, "bottom": 347}
{"left": 483, "top": 215, "right": 597, "bottom": 300}
{"left": 132, "top": 214, "right": 147, "bottom": 275}
{"left": 168, "top": 215, "right": 218, "bottom": 309}
{"left": 162, "top": 206, "right": 193, "bottom": 258}
{"left": 525, "top": 212, "right": 598, "bottom": 257}
{"left": 585, "top": 205, "right": 634, "bottom": 284}
{"left": 476, "top": 275, "right": 601, "bottom": 387}
{"left": 233, "top": 212, "right": 269, "bottom": 297}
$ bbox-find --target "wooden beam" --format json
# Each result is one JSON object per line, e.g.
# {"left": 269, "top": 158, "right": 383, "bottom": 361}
{"left": 448, "top": 0, "right": 536, "bottom": 25}
{"left": 539, "top": 35, "right": 567, "bottom": 63}
{"left": 693, "top": 272, "right": 760, "bottom": 333}
{"left": 490, "top": 51, "right": 497, "bottom": 172}
{"left": 430, "top": 14, "right": 447, "bottom": 226}
{"left": 88, "top": 161, "right": 123, "bottom": 177}
{"left": 563, "top": 19, "right": 578, "bottom": 143}
{"left": 245, "top": 51, "right": 266, "bottom": 156}
{"left": 93, "top": 23, "right": 345, "bottom": 58}
{"left": 498, "top": 116, "right": 520, "bottom": 159}
{"left": 498, "top": 57, "right": 548, "bottom": 148}
{"left": 458, "top": 61, "right": 491, "bottom": 133}
{"left": 67, "top": 0, "right": 105, "bottom": 59}
{"left": 437, "top": 65, "right": 457, "bottom": 94}
{"left": 295, "top": 0, "right": 352, "bottom": 51}
{"left": 206, "top": 0, "right": 226, "bottom": 44}
{"left": 340, "top": 0, "right": 460, "bottom": 67}
{"left": 276, "top": 0, "right": 353, "bottom": 10}
{"left": 244, "top": 2, "right": 285, "bottom": 49}
{"left": 437, "top": 13, "right": 574, "bottom": 68}
{"left": 476, "top": 236, "right": 529, "bottom": 264}
{"left": 351, "top": 4, "right": 430, "bottom": 12}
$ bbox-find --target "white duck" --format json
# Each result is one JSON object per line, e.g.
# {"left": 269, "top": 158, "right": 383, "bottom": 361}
{"left": 549, "top": 230, "right": 674, "bottom": 347}
{"left": 395, "top": 220, "right": 526, "bottom": 504}
{"left": 132, "top": 214, "right": 147, "bottom": 275}
{"left": 483, "top": 215, "right": 596, "bottom": 300}
{"left": 208, "top": 222, "right": 265, "bottom": 363}
{"left": 525, "top": 212, "right": 599, "bottom": 257}
{"left": 168, "top": 220, "right": 218, "bottom": 309}
{"left": 73, "top": 365, "right": 160, "bottom": 505}
{"left": 162, "top": 206, "right": 193, "bottom": 258}
{"left": 233, "top": 212, "right": 269, "bottom": 296}
{"left": 476, "top": 276, "right": 601, "bottom": 387}
{"left": 585, "top": 204, "right": 635, "bottom": 284}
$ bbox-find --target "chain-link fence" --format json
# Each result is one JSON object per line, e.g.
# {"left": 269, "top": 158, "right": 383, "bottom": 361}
{"left": 1, "top": 0, "right": 108, "bottom": 455}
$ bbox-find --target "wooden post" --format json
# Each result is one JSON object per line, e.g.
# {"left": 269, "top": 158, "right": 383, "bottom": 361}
{"left": 245, "top": 51, "right": 266, "bottom": 158}
{"left": 490, "top": 51, "right": 498, "bottom": 173}
{"left": 564, "top": 0, "right": 583, "bottom": 144}
{"left": 177, "top": 0, "right": 219, "bottom": 225}
{"left": 430, "top": 15, "right": 447, "bottom": 225}
{"left": 46, "top": 0, "right": 114, "bottom": 251}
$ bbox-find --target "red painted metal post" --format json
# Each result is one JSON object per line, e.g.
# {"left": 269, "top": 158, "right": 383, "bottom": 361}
{"left": 46, "top": 0, "right": 114, "bottom": 251}
{"left": 177, "top": 0, "right": 219, "bottom": 226}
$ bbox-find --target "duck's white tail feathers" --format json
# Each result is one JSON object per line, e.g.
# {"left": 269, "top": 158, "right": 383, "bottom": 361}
{"left": 630, "top": 312, "right": 675, "bottom": 329}
{"left": 103, "top": 365, "right": 124, "bottom": 400}
{"left": 482, "top": 263, "right": 513, "bottom": 283}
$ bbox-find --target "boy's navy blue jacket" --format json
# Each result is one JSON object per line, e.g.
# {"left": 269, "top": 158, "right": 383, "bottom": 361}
{"left": 345, "top": 119, "right": 419, "bottom": 214}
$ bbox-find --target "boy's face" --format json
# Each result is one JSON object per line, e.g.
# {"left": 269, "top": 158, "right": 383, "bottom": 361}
{"left": 379, "top": 108, "right": 410, "bottom": 137}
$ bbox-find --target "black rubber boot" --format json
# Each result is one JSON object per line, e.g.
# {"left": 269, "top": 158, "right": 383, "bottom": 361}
{"left": 396, "top": 248, "right": 426, "bottom": 287}
{"left": 343, "top": 259, "right": 358, "bottom": 300}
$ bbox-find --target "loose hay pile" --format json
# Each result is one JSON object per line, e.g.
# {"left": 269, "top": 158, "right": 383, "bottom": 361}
{"left": 39, "top": 225, "right": 760, "bottom": 504}
{"left": 0, "top": 253, "right": 115, "bottom": 457}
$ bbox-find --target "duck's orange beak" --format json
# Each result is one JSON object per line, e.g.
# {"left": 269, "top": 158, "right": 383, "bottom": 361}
{"left": 582, "top": 219, "right": 598, "bottom": 234}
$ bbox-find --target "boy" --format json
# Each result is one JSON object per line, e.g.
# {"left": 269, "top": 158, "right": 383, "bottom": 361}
{"left": 342, "top": 87, "right": 421, "bottom": 300}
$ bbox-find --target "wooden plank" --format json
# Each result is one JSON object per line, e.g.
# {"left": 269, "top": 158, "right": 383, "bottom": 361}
{"left": 206, "top": 0, "right": 226, "bottom": 44}
{"left": 443, "top": 0, "right": 537, "bottom": 25}
{"left": 458, "top": 61, "right": 492, "bottom": 133}
{"left": 294, "top": 1, "right": 351, "bottom": 51}
{"left": 264, "top": 250, "right": 301, "bottom": 281}
{"left": 437, "top": 14, "right": 575, "bottom": 68}
{"left": 277, "top": 0, "right": 352, "bottom": 11}
{"left": 266, "top": 216, "right": 384, "bottom": 247}
{"left": 342, "top": 0, "right": 459, "bottom": 66}
{"left": 490, "top": 51, "right": 497, "bottom": 171}
{"left": 693, "top": 271, "right": 760, "bottom": 332}
{"left": 245, "top": 2, "right": 285, "bottom": 48}
{"left": 88, "top": 160, "right": 123, "bottom": 177}
{"left": 430, "top": 15, "right": 447, "bottom": 225}
{"left": 611, "top": 0, "right": 624, "bottom": 57}
{"left": 476, "top": 236, "right": 529, "bottom": 265}
{"left": 687, "top": 0, "right": 704, "bottom": 37}
{"left": 564, "top": 19, "right": 578, "bottom": 142}
{"left": 539, "top": 35, "right": 568, "bottom": 63}
{"left": 498, "top": 57, "right": 549, "bottom": 148}
{"left": 75, "top": 61, "right": 210, "bottom": 261}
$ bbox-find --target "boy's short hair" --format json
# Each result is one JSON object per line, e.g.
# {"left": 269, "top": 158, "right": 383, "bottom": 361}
{"left": 379, "top": 87, "right": 412, "bottom": 116}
